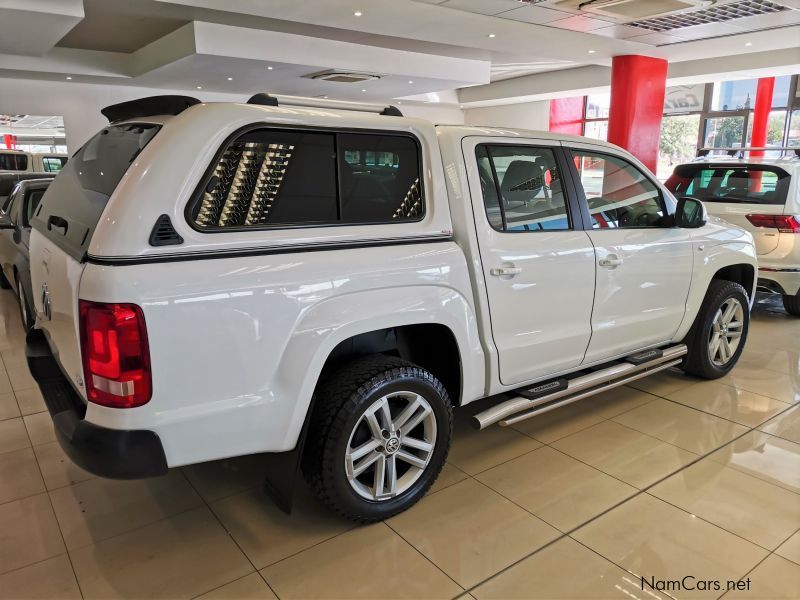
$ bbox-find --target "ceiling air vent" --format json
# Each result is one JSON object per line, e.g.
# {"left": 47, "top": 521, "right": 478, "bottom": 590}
{"left": 305, "top": 71, "right": 382, "bottom": 84}
{"left": 629, "top": 0, "right": 789, "bottom": 31}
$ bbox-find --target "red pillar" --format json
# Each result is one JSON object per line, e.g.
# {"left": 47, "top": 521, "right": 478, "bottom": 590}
{"left": 607, "top": 55, "right": 668, "bottom": 173}
{"left": 749, "top": 77, "right": 775, "bottom": 191}
{"left": 549, "top": 97, "right": 584, "bottom": 136}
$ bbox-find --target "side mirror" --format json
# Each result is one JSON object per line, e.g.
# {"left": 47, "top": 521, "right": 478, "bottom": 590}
{"left": 675, "top": 197, "right": 707, "bottom": 229}
{"left": 0, "top": 212, "right": 14, "bottom": 230}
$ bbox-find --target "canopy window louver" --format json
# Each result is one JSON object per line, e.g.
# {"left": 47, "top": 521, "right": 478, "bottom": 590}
{"left": 393, "top": 178, "right": 423, "bottom": 219}
{"left": 195, "top": 141, "right": 294, "bottom": 227}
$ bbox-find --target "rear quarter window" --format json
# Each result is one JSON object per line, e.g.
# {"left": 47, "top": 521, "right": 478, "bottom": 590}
{"left": 666, "top": 164, "right": 789, "bottom": 205}
{"left": 32, "top": 123, "right": 160, "bottom": 260}
{"left": 0, "top": 154, "right": 27, "bottom": 171}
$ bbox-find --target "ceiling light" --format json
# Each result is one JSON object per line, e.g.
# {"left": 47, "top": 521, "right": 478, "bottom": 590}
{"left": 361, "top": 89, "right": 366, "bottom": 92}
{"left": 323, "top": 95, "right": 328, "bottom": 99}
{"left": 408, "top": 80, "right": 414, "bottom": 84}
{"left": 588, "top": 49, "right": 596, "bottom": 54}
{"left": 226, "top": 77, "right": 233, "bottom": 81}
{"left": 65, "top": 76, "right": 72, "bottom": 80}
{"left": 267, "top": 66, "right": 273, "bottom": 70}
{"left": 196, "top": 85, "right": 202, "bottom": 89}
{"left": 488, "top": 33, "right": 496, "bottom": 38}
{"left": 745, "top": 41, "right": 753, "bottom": 46}
{"left": 354, "top": 10, "right": 362, "bottom": 16}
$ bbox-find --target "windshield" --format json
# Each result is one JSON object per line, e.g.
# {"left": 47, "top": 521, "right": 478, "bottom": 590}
{"left": 665, "top": 164, "right": 789, "bottom": 206}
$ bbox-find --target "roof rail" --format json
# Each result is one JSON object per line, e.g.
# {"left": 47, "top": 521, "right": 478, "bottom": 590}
{"left": 697, "top": 146, "right": 800, "bottom": 159}
{"left": 101, "top": 95, "right": 200, "bottom": 123}
{"left": 246, "top": 93, "right": 403, "bottom": 116}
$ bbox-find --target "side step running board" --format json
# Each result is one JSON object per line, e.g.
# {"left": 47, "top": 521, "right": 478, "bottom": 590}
{"left": 472, "top": 344, "right": 687, "bottom": 430}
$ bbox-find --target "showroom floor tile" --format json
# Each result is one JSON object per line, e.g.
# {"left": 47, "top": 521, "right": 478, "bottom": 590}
{"left": 0, "top": 290, "right": 797, "bottom": 599}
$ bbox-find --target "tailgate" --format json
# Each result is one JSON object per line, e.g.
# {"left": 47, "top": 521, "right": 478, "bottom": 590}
{"left": 705, "top": 202, "right": 783, "bottom": 255}
{"left": 30, "top": 229, "right": 86, "bottom": 395}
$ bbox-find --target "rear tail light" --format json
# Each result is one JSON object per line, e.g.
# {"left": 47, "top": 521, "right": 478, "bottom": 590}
{"left": 79, "top": 300, "right": 151, "bottom": 408}
{"left": 745, "top": 214, "right": 800, "bottom": 233}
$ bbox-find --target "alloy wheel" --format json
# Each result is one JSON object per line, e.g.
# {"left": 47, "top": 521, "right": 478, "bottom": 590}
{"left": 708, "top": 297, "right": 744, "bottom": 367}
{"left": 344, "top": 391, "right": 437, "bottom": 501}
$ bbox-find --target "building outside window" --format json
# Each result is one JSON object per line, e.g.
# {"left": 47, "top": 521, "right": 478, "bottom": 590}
{"left": 561, "top": 75, "right": 798, "bottom": 181}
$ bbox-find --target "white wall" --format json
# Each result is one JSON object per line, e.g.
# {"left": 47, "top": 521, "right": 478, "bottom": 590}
{"left": 464, "top": 100, "right": 550, "bottom": 132}
{"left": 0, "top": 77, "right": 463, "bottom": 151}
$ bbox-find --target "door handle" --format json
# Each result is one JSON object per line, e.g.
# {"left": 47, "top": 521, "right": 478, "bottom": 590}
{"left": 599, "top": 255, "right": 622, "bottom": 268}
{"left": 490, "top": 266, "right": 522, "bottom": 277}
{"left": 47, "top": 215, "right": 68, "bottom": 235}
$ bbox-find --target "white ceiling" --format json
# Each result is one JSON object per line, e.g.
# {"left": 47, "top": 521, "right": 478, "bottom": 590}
{"left": 0, "top": 0, "right": 797, "bottom": 108}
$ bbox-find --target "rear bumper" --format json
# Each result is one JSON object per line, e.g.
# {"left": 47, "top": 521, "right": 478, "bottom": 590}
{"left": 758, "top": 268, "right": 800, "bottom": 296}
{"left": 25, "top": 329, "right": 168, "bottom": 479}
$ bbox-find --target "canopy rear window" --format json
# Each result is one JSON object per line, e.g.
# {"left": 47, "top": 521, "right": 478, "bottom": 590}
{"left": 665, "top": 164, "right": 790, "bottom": 206}
{"left": 32, "top": 123, "right": 160, "bottom": 260}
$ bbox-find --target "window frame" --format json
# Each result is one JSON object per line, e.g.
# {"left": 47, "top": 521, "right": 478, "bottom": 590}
{"left": 474, "top": 143, "right": 584, "bottom": 234}
{"left": 184, "top": 123, "right": 426, "bottom": 233}
{"left": 566, "top": 147, "right": 673, "bottom": 231}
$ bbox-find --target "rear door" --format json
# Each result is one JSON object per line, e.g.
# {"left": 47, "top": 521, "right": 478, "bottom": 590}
{"left": 30, "top": 123, "right": 161, "bottom": 393}
{"left": 569, "top": 145, "right": 694, "bottom": 363}
{"left": 465, "top": 138, "right": 596, "bottom": 386}
{"left": 666, "top": 163, "right": 791, "bottom": 255}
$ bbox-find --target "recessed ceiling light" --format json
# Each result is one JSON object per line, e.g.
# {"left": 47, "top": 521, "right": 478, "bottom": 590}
{"left": 488, "top": 33, "right": 496, "bottom": 38}
{"left": 65, "top": 76, "right": 72, "bottom": 80}
{"left": 196, "top": 85, "right": 202, "bottom": 89}
{"left": 408, "top": 80, "right": 414, "bottom": 84}
{"left": 588, "top": 49, "right": 596, "bottom": 54}
{"left": 323, "top": 95, "right": 328, "bottom": 99}
{"left": 354, "top": 10, "right": 362, "bottom": 16}
{"left": 459, "top": 104, "right": 464, "bottom": 108}
{"left": 361, "top": 89, "right": 366, "bottom": 92}
{"left": 226, "top": 77, "right": 233, "bottom": 81}
{"left": 745, "top": 41, "right": 753, "bottom": 46}
{"left": 267, "top": 66, "right": 273, "bottom": 70}
{"left": 397, "top": 101, "right": 402, "bottom": 104}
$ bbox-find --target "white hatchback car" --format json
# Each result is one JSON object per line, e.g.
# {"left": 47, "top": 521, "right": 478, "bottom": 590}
{"left": 667, "top": 149, "right": 800, "bottom": 315}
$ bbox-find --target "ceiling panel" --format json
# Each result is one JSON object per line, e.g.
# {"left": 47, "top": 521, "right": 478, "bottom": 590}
{"left": 439, "top": 0, "right": 525, "bottom": 15}
{"left": 547, "top": 14, "right": 616, "bottom": 33}
{"left": 590, "top": 24, "right": 654, "bottom": 40}
{"left": 498, "top": 5, "right": 572, "bottom": 24}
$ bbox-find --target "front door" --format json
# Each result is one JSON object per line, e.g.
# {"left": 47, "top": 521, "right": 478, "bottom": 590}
{"left": 569, "top": 145, "right": 694, "bottom": 364}
{"left": 467, "top": 140, "right": 596, "bottom": 387}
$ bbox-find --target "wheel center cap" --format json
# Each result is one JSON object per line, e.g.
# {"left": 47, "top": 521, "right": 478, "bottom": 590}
{"left": 385, "top": 437, "right": 400, "bottom": 454}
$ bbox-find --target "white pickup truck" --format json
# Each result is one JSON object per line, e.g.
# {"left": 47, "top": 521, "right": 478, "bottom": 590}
{"left": 26, "top": 94, "right": 757, "bottom": 522}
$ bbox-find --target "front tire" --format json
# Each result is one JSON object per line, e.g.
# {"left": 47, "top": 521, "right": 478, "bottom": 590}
{"left": 783, "top": 293, "right": 800, "bottom": 317}
{"left": 683, "top": 280, "right": 750, "bottom": 379}
{"left": 303, "top": 355, "right": 452, "bottom": 523}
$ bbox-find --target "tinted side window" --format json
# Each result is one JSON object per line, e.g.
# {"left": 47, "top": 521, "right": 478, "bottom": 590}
{"left": 572, "top": 151, "right": 666, "bottom": 229}
{"left": 191, "top": 129, "right": 423, "bottom": 230}
{"left": 194, "top": 130, "right": 336, "bottom": 228}
{"left": 42, "top": 157, "right": 66, "bottom": 173}
{"left": 339, "top": 134, "right": 422, "bottom": 222}
{"left": 0, "top": 154, "right": 26, "bottom": 171}
{"left": 665, "top": 165, "right": 789, "bottom": 205}
{"left": 476, "top": 145, "right": 570, "bottom": 232}
{"left": 25, "top": 189, "right": 46, "bottom": 225}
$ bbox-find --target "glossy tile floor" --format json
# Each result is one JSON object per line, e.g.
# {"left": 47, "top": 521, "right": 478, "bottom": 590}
{"left": 0, "top": 291, "right": 798, "bottom": 600}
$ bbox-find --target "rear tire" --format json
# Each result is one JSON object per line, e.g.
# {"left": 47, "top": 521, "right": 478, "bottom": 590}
{"left": 303, "top": 355, "right": 452, "bottom": 523}
{"left": 683, "top": 280, "right": 749, "bottom": 379}
{"left": 783, "top": 293, "right": 800, "bottom": 317}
